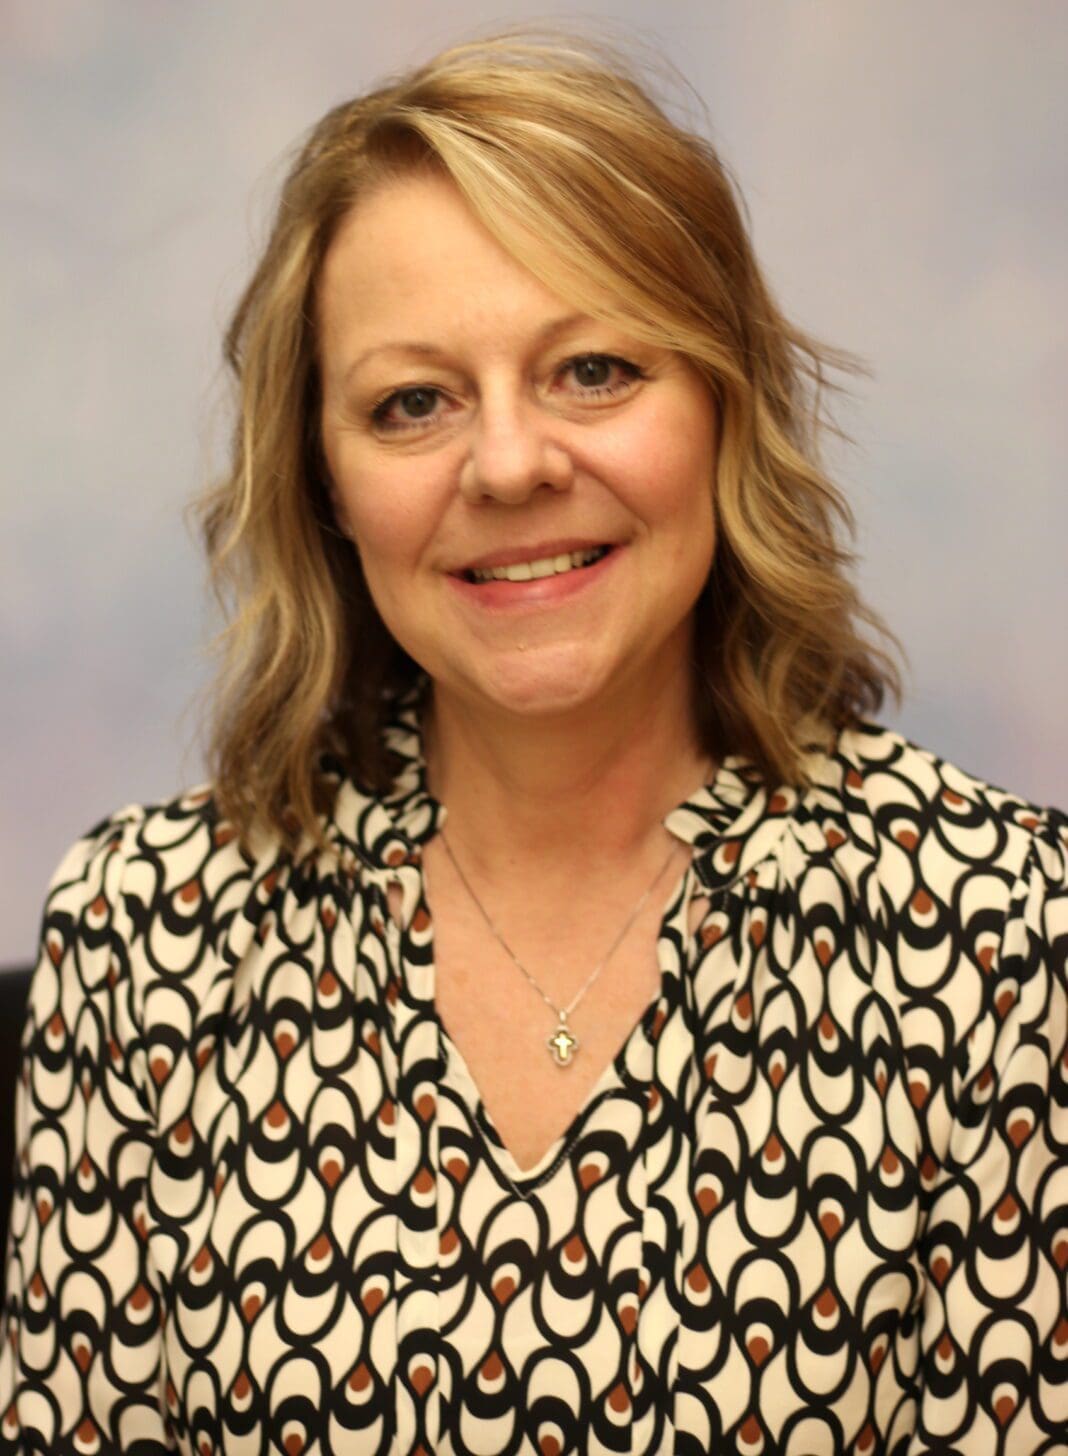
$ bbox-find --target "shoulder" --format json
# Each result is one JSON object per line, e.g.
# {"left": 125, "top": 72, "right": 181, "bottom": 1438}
{"left": 789, "top": 725, "right": 1067, "bottom": 1120}
{"left": 800, "top": 720, "right": 1067, "bottom": 902}
{"left": 792, "top": 722, "right": 1066, "bottom": 1067}
{"left": 38, "top": 767, "right": 407, "bottom": 973}
{"left": 48, "top": 784, "right": 253, "bottom": 884}
{"left": 39, "top": 785, "right": 272, "bottom": 957}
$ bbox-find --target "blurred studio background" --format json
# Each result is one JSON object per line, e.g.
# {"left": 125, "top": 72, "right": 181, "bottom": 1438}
{"left": 2, "top": 0, "right": 1066, "bottom": 968}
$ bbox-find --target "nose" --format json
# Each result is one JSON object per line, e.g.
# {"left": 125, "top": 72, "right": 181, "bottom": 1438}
{"left": 458, "top": 384, "right": 573, "bottom": 504}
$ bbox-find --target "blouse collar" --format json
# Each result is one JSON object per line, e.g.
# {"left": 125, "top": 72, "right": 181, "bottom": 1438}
{"left": 326, "top": 675, "right": 795, "bottom": 893}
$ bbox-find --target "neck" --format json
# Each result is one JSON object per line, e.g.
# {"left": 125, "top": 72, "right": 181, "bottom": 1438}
{"left": 420, "top": 655, "right": 711, "bottom": 887}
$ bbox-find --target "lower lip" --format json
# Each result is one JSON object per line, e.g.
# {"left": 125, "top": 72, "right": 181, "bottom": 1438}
{"left": 445, "top": 546, "right": 623, "bottom": 610}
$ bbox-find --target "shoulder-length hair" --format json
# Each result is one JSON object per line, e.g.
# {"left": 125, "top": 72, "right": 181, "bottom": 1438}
{"left": 195, "top": 28, "right": 902, "bottom": 846}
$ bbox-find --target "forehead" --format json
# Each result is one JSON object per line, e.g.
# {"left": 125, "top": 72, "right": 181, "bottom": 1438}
{"left": 319, "top": 175, "right": 561, "bottom": 329}
{"left": 314, "top": 173, "right": 640, "bottom": 369}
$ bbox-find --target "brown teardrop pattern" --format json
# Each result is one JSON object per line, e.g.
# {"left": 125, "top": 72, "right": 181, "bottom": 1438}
{"left": 1, "top": 706, "right": 1064, "bottom": 1453}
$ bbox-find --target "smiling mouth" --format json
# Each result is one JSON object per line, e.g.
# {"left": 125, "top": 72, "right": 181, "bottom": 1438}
{"left": 459, "top": 545, "right": 613, "bottom": 584}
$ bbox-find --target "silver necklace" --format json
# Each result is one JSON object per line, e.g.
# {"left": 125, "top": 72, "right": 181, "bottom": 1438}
{"left": 438, "top": 828, "right": 684, "bottom": 1068}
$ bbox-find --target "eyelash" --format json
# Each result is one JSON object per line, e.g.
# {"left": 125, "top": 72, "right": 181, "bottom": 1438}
{"left": 368, "top": 353, "right": 645, "bottom": 433}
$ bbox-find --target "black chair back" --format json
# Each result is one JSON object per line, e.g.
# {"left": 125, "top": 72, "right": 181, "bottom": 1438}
{"left": 0, "top": 966, "right": 33, "bottom": 1263}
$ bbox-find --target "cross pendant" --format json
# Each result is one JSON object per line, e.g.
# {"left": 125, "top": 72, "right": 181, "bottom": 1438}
{"left": 548, "top": 1018, "right": 579, "bottom": 1067}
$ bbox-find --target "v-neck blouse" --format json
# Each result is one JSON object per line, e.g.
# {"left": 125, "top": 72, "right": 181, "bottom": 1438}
{"left": 2, "top": 682, "right": 1066, "bottom": 1455}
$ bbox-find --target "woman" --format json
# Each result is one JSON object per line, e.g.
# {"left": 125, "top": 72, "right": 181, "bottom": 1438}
{"left": 1, "top": 31, "right": 1064, "bottom": 1456}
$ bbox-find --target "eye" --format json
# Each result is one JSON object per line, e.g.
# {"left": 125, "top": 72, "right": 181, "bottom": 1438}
{"left": 370, "top": 386, "right": 445, "bottom": 432}
{"left": 367, "top": 352, "right": 644, "bottom": 435}
{"left": 560, "top": 353, "right": 644, "bottom": 397}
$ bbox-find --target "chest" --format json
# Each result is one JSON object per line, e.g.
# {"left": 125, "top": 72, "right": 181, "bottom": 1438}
{"left": 429, "top": 886, "right": 677, "bottom": 1174}
{"left": 150, "top": 868, "right": 928, "bottom": 1451}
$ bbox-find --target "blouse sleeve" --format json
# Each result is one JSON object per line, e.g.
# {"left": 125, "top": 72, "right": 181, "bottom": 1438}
{"left": 910, "top": 807, "right": 1068, "bottom": 1453}
{"left": 0, "top": 814, "right": 173, "bottom": 1454}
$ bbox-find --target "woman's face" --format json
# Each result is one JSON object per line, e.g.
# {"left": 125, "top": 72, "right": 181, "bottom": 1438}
{"left": 317, "top": 172, "right": 718, "bottom": 724}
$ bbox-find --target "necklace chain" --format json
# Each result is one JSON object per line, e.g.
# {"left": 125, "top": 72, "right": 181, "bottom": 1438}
{"left": 438, "top": 828, "right": 684, "bottom": 1069}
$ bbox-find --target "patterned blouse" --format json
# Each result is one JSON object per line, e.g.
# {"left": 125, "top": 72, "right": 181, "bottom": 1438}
{"left": 2, "top": 682, "right": 1066, "bottom": 1456}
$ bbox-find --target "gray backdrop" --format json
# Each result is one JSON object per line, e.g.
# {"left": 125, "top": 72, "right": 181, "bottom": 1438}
{"left": 3, "top": 0, "right": 1065, "bottom": 966}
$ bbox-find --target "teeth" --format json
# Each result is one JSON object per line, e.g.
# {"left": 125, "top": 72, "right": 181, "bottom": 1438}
{"left": 469, "top": 546, "right": 608, "bottom": 584}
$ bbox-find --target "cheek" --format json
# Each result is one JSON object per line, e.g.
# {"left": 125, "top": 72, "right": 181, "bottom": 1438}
{"left": 605, "top": 404, "right": 717, "bottom": 527}
{"left": 339, "top": 481, "right": 431, "bottom": 650}
{"left": 336, "top": 465, "right": 443, "bottom": 572}
{"left": 640, "top": 404, "right": 718, "bottom": 588}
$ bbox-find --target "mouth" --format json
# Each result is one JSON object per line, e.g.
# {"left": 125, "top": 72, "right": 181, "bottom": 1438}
{"left": 445, "top": 542, "right": 623, "bottom": 611}
{"left": 454, "top": 544, "right": 614, "bottom": 585}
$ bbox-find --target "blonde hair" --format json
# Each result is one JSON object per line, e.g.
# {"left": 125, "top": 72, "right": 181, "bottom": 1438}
{"left": 195, "top": 28, "right": 902, "bottom": 845}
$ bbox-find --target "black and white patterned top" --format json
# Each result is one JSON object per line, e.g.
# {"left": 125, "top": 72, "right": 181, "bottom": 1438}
{"left": 2, "top": 681, "right": 1066, "bottom": 1455}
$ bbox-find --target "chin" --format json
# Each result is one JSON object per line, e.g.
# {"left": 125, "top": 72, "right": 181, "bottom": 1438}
{"left": 471, "top": 651, "right": 615, "bottom": 717}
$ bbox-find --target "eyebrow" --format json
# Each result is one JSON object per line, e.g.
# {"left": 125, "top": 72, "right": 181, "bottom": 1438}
{"left": 341, "top": 311, "right": 593, "bottom": 387}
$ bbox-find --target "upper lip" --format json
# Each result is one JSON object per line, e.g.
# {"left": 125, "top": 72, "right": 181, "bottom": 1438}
{"left": 451, "top": 539, "right": 619, "bottom": 574}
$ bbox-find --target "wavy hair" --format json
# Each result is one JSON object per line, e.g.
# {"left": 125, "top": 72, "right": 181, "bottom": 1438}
{"left": 194, "top": 27, "right": 902, "bottom": 846}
